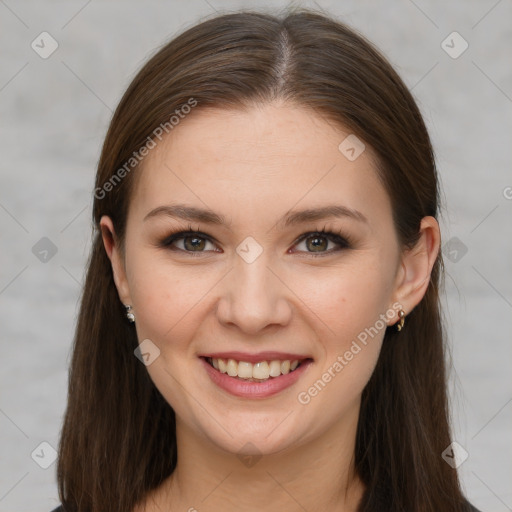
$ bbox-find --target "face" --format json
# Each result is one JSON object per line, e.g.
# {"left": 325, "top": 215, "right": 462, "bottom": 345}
{"left": 103, "top": 103, "right": 409, "bottom": 456}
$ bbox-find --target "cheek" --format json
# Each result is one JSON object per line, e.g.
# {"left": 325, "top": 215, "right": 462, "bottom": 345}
{"left": 129, "top": 264, "right": 208, "bottom": 345}
{"left": 290, "top": 258, "right": 394, "bottom": 395}
{"left": 290, "top": 258, "right": 395, "bottom": 341}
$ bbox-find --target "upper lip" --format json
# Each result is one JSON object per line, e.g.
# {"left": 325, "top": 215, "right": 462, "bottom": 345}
{"left": 200, "top": 351, "right": 313, "bottom": 364}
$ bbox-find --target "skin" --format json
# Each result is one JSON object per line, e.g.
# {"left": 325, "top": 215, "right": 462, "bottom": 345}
{"left": 100, "top": 103, "right": 440, "bottom": 512}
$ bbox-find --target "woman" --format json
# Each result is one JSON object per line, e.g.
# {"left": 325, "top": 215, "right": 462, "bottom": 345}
{"left": 52, "top": 8, "right": 481, "bottom": 512}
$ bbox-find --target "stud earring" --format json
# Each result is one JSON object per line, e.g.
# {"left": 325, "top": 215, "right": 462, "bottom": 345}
{"left": 396, "top": 310, "right": 405, "bottom": 331}
{"left": 125, "top": 304, "right": 135, "bottom": 323}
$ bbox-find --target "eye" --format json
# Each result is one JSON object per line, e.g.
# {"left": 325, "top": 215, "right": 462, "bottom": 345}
{"left": 291, "top": 229, "right": 351, "bottom": 256}
{"left": 160, "top": 229, "right": 218, "bottom": 254}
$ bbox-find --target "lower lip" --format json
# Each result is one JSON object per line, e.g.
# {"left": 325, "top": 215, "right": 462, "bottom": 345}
{"left": 200, "top": 357, "right": 313, "bottom": 399}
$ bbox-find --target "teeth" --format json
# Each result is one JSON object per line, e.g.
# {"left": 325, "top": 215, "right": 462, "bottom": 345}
{"left": 269, "top": 360, "right": 281, "bottom": 377}
{"left": 208, "top": 357, "right": 304, "bottom": 381}
{"left": 253, "top": 361, "right": 269, "bottom": 379}
{"left": 218, "top": 358, "right": 227, "bottom": 373}
{"left": 226, "top": 359, "right": 238, "bottom": 377}
{"left": 238, "top": 361, "right": 253, "bottom": 379}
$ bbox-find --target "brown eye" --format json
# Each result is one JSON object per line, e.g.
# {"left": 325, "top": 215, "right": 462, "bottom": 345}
{"left": 293, "top": 230, "right": 350, "bottom": 255}
{"left": 161, "top": 231, "right": 217, "bottom": 253}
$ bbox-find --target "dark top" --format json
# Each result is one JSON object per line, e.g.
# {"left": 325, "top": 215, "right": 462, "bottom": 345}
{"left": 51, "top": 501, "right": 482, "bottom": 511}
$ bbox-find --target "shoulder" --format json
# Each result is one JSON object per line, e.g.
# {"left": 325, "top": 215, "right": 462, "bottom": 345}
{"left": 50, "top": 507, "right": 64, "bottom": 512}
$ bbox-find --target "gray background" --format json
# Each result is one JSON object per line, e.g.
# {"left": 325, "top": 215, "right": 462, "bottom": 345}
{"left": 0, "top": 1, "right": 511, "bottom": 511}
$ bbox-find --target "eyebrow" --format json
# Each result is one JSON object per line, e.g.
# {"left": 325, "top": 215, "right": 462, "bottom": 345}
{"left": 143, "top": 203, "right": 368, "bottom": 227}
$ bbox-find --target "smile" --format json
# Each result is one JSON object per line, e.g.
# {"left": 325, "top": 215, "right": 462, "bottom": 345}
{"left": 199, "top": 355, "right": 314, "bottom": 399}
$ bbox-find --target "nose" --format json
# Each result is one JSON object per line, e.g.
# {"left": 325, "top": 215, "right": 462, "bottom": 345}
{"left": 215, "top": 251, "right": 292, "bottom": 335}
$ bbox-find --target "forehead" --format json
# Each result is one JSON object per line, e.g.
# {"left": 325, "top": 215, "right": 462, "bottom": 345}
{"left": 130, "top": 103, "right": 392, "bottom": 230}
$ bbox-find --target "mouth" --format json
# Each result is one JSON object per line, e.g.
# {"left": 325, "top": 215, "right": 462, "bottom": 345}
{"left": 199, "top": 355, "right": 314, "bottom": 398}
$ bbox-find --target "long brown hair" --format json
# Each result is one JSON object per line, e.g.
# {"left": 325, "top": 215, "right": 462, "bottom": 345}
{"left": 57, "top": 7, "right": 466, "bottom": 511}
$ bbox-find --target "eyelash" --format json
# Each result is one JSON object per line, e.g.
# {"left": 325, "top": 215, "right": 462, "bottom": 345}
{"left": 159, "top": 224, "right": 352, "bottom": 257}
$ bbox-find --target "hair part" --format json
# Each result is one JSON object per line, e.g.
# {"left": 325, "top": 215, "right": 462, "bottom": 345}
{"left": 57, "top": 7, "right": 465, "bottom": 512}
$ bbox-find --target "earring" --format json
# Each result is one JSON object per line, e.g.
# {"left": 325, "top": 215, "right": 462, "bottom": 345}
{"left": 125, "top": 304, "right": 135, "bottom": 323}
{"left": 396, "top": 310, "right": 405, "bottom": 331}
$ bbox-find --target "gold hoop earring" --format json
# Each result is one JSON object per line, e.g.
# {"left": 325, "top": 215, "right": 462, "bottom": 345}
{"left": 396, "top": 310, "right": 405, "bottom": 331}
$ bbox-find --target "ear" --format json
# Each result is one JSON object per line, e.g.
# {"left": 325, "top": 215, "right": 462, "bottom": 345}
{"left": 99, "top": 215, "right": 132, "bottom": 305}
{"left": 390, "top": 216, "right": 440, "bottom": 320}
